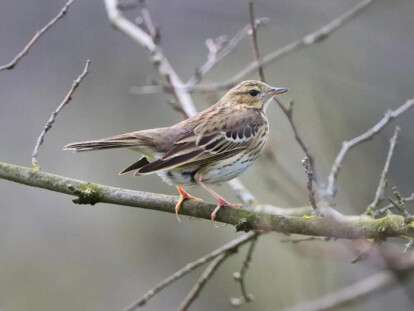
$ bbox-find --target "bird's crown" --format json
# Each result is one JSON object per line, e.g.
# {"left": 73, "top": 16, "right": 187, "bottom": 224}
{"left": 223, "top": 80, "right": 288, "bottom": 110}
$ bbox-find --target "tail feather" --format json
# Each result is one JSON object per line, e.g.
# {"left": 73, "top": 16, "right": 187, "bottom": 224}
{"left": 63, "top": 139, "right": 138, "bottom": 152}
{"left": 63, "top": 131, "right": 156, "bottom": 152}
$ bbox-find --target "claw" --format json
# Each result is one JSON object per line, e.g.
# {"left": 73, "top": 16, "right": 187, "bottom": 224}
{"left": 210, "top": 197, "right": 241, "bottom": 224}
{"left": 175, "top": 185, "right": 202, "bottom": 221}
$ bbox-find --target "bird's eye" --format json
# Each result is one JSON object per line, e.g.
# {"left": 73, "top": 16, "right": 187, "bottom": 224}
{"left": 248, "top": 90, "right": 260, "bottom": 97}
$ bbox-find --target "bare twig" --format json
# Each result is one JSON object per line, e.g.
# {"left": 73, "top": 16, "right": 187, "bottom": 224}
{"left": 131, "top": 18, "right": 269, "bottom": 95}
{"left": 302, "top": 156, "right": 318, "bottom": 210}
{"left": 139, "top": 0, "right": 159, "bottom": 42}
{"left": 179, "top": 253, "right": 230, "bottom": 311}
{"left": 248, "top": 1, "right": 315, "bottom": 206}
{"left": 104, "top": 0, "right": 197, "bottom": 116}
{"left": 0, "top": 0, "right": 76, "bottom": 72}
{"left": 326, "top": 99, "right": 414, "bottom": 199}
{"left": 125, "top": 232, "right": 256, "bottom": 310}
{"left": 31, "top": 59, "right": 90, "bottom": 169}
{"left": 387, "top": 187, "right": 412, "bottom": 218}
{"left": 376, "top": 192, "right": 414, "bottom": 216}
{"left": 368, "top": 126, "right": 400, "bottom": 210}
{"left": 276, "top": 99, "right": 318, "bottom": 209}
{"left": 185, "top": 17, "right": 268, "bottom": 89}
{"left": 117, "top": 0, "right": 139, "bottom": 11}
{"left": 231, "top": 233, "right": 259, "bottom": 306}
{"left": 248, "top": 1, "right": 265, "bottom": 82}
{"left": 186, "top": 0, "right": 374, "bottom": 93}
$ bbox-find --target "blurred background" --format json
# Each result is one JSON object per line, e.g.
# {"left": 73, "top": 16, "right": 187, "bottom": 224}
{"left": 1, "top": 0, "right": 414, "bottom": 310}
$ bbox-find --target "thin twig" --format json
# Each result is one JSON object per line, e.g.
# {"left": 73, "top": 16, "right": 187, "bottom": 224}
{"left": 248, "top": 1, "right": 313, "bottom": 203}
{"left": 231, "top": 233, "right": 259, "bottom": 306}
{"left": 104, "top": 0, "right": 197, "bottom": 116}
{"left": 31, "top": 59, "right": 90, "bottom": 169}
{"left": 124, "top": 232, "right": 257, "bottom": 310}
{"left": 0, "top": 0, "right": 76, "bottom": 72}
{"left": 178, "top": 252, "right": 230, "bottom": 311}
{"left": 184, "top": 0, "right": 374, "bottom": 93}
{"left": 325, "top": 99, "right": 414, "bottom": 199}
{"left": 302, "top": 156, "right": 318, "bottom": 210}
{"left": 276, "top": 99, "right": 318, "bottom": 209}
{"left": 139, "top": 0, "right": 159, "bottom": 42}
{"left": 387, "top": 186, "right": 412, "bottom": 218}
{"left": 368, "top": 126, "right": 400, "bottom": 210}
{"left": 184, "top": 17, "right": 268, "bottom": 89}
{"left": 248, "top": 1, "right": 265, "bottom": 82}
{"left": 131, "top": 18, "right": 269, "bottom": 95}
{"left": 376, "top": 192, "right": 414, "bottom": 216}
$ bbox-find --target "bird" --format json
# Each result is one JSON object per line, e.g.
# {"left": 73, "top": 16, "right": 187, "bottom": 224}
{"left": 63, "top": 80, "right": 288, "bottom": 221}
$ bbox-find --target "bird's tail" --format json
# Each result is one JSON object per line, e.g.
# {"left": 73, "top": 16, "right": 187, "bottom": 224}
{"left": 63, "top": 131, "right": 156, "bottom": 152}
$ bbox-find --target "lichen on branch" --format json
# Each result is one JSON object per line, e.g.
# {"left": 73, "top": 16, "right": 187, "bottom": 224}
{"left": 1, "top": 161, "right": 413, "bottom": 240}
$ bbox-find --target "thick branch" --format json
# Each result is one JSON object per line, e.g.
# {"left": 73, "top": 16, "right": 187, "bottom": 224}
{"left": 1, "top": 161, "right": 413, "bottom": 239}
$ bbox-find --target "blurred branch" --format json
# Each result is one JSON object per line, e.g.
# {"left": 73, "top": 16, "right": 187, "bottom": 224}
{"left": 104, "top": 0, "right": 197, "bottom": 116}
{"left": 1, "top": 161, "right": 414, "bottom": 239}
{"left": 230, "top": 233, "right": 259, "bottom": 306}
{"left": 184, "top": 17, "right": 269, "bottom": 89}
{"left": 139, "top": 0, "right": 159, "bottom": 42}
{"left": 178, "top": 253, "right": 230, "bottom": 311}
{"left": 325, "top": 99, "right": 414, "bottom": 199}
{"left": 368, "top": 126, "right": 400, "bottom": 210}
{"left": 280, "top": 271, "right": 395, "bottom": 311}
{"left": 0, "top": 0, "right": 76, "bottom": 72}
{"left": 31, "top": 60, "right": 90, "bottom": 169}
{"left": 125, "top": 232, "right": 257, "bottom": 310}
{"left": 275, "top": 99, "right": 319, "bottom": 209}
{"left": 186, "top": 0, "right": 374, "bottom": 92}
{"left": 130, "top": 0, "right": 374, "bottom": 94}
{"left": 249, "top": 1, "right": 316, "bottom": 206}
{"left": 377, "top": 192, "right": 414, "bottom": 216}
{"left": 130, "top": 18, "right": 269, "bottom": 95}
{"left": 280, "top": 247, "right": 414, "bottom": 311}
{"left": 248, "top": 1, "right": 265, "bottom": 82}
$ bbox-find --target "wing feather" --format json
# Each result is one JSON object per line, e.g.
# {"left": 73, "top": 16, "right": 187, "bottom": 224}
{"left": 137, "top": 109, "right": 267, "bottom": 174}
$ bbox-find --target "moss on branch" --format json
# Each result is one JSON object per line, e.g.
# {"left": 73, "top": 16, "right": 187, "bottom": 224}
{"left": 0, "top": 161, "right": 413, "bottom": 240}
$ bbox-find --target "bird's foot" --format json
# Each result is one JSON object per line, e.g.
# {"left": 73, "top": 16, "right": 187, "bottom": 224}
{"left": 210, "top": 197, "right": 241, "bottom": 224}
{"left": 175, "top": 185, "right": 202, "bottom": 222}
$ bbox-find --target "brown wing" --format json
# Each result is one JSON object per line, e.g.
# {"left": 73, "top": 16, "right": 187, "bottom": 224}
{"left": 138, "top": 109, "right": 266, "bottom": 174}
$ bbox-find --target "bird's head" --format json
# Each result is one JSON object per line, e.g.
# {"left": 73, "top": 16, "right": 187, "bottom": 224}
{"left": 224, "top": 80, "right": 288, "bottom": 110}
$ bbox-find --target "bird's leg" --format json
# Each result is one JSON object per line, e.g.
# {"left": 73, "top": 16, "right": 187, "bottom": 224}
{"left": 196, "top": 176, "right": 241, "bottom": 222}
{"left": 175, "top": 185, "right": 202, "bottom": 221}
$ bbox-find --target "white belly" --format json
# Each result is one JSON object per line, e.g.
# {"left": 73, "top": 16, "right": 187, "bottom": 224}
{"left": 199, "top": 153, "right": 256, "bottom": 183}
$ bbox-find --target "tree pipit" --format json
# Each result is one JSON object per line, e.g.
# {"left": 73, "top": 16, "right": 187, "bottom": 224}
{"left": 64, "top": 80, "right": 288, "bottom": 222}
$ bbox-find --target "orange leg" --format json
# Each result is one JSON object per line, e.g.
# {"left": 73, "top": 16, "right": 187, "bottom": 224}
{"left": 175, "top": 185, "right": 202, "bottom": 221}
{"left": 196, "top": 176, "right": 241, "bottom": 223}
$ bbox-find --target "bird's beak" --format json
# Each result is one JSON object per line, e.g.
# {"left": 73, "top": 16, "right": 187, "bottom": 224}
{"left": 269, "top": 87, "right": 288, "bottom": 95}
